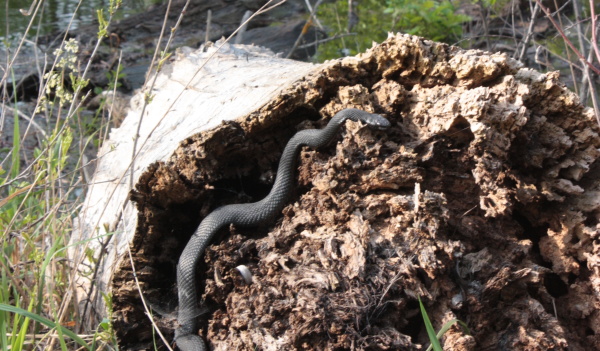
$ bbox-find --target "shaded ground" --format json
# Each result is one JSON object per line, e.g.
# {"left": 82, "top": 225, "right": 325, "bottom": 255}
{"left": 119, "top": 34, "right": 600, "bottom": 350}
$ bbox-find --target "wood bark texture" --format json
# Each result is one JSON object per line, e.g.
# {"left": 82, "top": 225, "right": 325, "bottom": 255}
{"left": 76, "top": 33, "right": 600, "bottom": 350}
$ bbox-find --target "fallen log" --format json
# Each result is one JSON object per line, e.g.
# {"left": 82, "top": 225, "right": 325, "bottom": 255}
{"left": 72, "top": 33, "right": 600, "bottom": 350}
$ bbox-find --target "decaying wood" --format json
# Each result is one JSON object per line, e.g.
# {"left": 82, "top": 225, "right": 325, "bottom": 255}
{"left": 69, "top": 42, "right": 316, "bottom": 333}
{"left": 76, "top": 33, "right": 599, "bottom": 350}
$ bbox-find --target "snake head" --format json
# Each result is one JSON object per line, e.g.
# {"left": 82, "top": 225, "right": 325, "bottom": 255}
{"left": 340, "top": 108, "right": 391, "bottom": 130}
{"left": 367, "top": 113, "right": 392, "bottom": 130}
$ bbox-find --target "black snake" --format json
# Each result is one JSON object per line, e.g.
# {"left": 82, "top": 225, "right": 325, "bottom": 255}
{"left": 175, "top": 108, "right": 391, "bottom": 351}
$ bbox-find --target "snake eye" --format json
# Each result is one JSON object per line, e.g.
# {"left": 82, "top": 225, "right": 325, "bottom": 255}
{"left": 373, "top": 116, "right": 391, "bottom": 129}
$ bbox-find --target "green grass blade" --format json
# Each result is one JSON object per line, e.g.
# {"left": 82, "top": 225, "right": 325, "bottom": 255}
{"left": 14, "top": 311, "right": 31, "bottom": 351}
{"left": 10, "top": 103, "right": 21, "bottom": 179}
{"left": 15, "top": 300, "right": 35, "bottom": 350}
{"left": 0, "top": 263, "right": 8, "bottom": 351}
{"left": 56, "top": 323, "right": 69, "bottom": 351}
{"left": 419, "top": 296, "right": 443, "bottom": 351}
{"left": 424, "top": 316, "right": 472, "bottom": 351}
{"left": 436, "top": 318, "right": 471, "bottom": 339}
{"left": 0, "top": 303, "right": 89, "bottom": 349}
{"left": 0, "top": 303, "right": 7, "bottom": 351}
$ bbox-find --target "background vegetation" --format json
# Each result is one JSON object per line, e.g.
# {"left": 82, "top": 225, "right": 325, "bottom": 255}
{"left": 315, "top": 0, "right": 470, "bottom": 59}
{"left": 0, "top": 0, "right": 598, "bottom": 349}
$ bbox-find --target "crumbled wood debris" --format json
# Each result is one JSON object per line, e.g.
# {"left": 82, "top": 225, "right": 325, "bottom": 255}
{"left": 120, "top": 33, "right": 600, "bottom": 350}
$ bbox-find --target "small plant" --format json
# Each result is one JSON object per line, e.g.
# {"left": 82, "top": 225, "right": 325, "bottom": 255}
{"left": 0, "top": 0, "right": 124, "bottom": 349}
{"left": 0, "top": 303, "right": 90, "bottom": 349}
{"left": 37, "top": 38, "right": 87, "bottom": 114}
{"left": 89, "top": 293, "right": 118, "bottom": 349}
{"left": 418, "top": 296, "right": 471, "bottom": 351}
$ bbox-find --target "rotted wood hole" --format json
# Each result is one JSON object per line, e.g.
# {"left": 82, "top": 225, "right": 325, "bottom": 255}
{"left": 113, "top": 34, "right": 600, "bottom": 350}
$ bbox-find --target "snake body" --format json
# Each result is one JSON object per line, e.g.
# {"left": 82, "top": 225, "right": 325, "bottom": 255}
{"left": 175, "top": 108, "right": 391, "bottom": 351}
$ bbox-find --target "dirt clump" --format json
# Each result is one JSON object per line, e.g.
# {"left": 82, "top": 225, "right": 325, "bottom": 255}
{"left": 120, "top": 34, "right": 600, "bottom": 350}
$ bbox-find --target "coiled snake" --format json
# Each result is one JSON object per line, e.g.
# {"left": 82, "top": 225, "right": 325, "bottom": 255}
{"left": 175, "top": 108, "right": 391, "bottom": 351}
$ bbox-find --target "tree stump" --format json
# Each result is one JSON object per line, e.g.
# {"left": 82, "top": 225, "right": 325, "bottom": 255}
{"left": 72, "top": 34, "right": 600, "bottom": 350}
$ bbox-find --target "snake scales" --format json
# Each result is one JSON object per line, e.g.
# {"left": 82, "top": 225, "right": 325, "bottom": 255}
{"left": 175, "top": 108, "right": 391, "bottom": 351}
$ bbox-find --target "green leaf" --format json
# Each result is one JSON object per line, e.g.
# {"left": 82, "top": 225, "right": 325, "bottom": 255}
{"left": 56, "top": 322, "right": 70, "bottom": 351}
{"left": 436, "top": 318, "right": 471, "bottom": 340}
{"left": 419, "top": 296, "right": 443, "bottom": 351}
{"left": 10, "top": 104, "right": 20, "bottom": 179}
{"left": 0, "top": 303, "right": 89, "bottom": 349}
{"left": 99, "top": 317, "right": 111, "bottom": 331}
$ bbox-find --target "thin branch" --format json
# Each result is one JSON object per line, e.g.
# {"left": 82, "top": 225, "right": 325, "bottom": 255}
{"left": 0, "top": 0, "right": 44, "bottom": 87}
{"left": 1, "top": 102, "right": 46, "bottom": 137}
{"left": 584, "top": 46, "right": 600, "bottom": 125}
{"left": 535, "top": 0, "right": 600, "bottom": 75}
{"left": 518, "top": 1, "right": 540, "bottom": 62}
{"left": 572, "top": 0, "right": 590, "bottom": 104}
{"left": 132, "top": 0, "right": 190, "bottom": 189}
{"left": 590, "top": 0, "right": 600, "bottom": 66}
{"left": 533, "top": 43, "right": 585, "bottom": 71}
{"left": 477, "top": 0, "right": 492, "bottom": 51}
{"left": 205, "top": 9, "right": 212, "bottom": 43}
{"left": 127, "top": 244, "right": 174, "bottom": 351}
{"left": 304, "top": 0, "right": 325, "bottom": 29}
{"left": 297, "top": 32, "right": 357, "bottom": 49}
{"left": 234, "top": 10, "right": 253, "bottom": 44}
{"left": 286, "top": 0, "right": 323, "bottom": 58}
{"left": 145, "top": 0, "right": 175, "bottom": 85}
{"left": 553, "top": 0, "right": 579, "bottom": 96}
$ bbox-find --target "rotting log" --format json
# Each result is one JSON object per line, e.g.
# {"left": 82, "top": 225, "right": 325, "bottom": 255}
{"left": 69, "top": 42, "right": 316, "bottom": 333}
{"left": 72, "top": 33, "right": 600, "bottom": 350}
